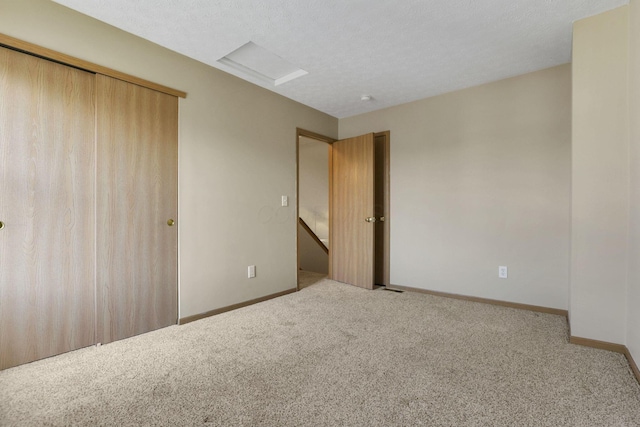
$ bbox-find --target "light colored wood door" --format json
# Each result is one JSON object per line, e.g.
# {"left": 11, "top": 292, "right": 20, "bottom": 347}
{"left": 96, "top": 75, "right": 178, "bottom": 344}
{"left": 0, "top": 47, "right": 96, "bottom": 369}
{"left": 330, "top": 133, "right": 375, "bottom": 289}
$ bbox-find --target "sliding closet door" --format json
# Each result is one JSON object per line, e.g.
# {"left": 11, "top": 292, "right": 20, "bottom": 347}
{"left": 0, "top": 47, "right": 96, "bottom": 369}
{"left": 96, "top": 75, "right": 178, "bottom": 344}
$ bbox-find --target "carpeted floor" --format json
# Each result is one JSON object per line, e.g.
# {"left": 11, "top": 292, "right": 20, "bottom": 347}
{"left": 1, "top": 279, "right": 639, "bottom": 426}
{"left": 298, "top": 270, "right": 327, "bottom": 289}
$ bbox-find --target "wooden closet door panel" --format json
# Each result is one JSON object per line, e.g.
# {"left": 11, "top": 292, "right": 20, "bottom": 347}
{"left": 96, "top": 75, "right": 178, "bottom": 344}
{"left": 0, "top": 47, "right": 96, "bottom": 369}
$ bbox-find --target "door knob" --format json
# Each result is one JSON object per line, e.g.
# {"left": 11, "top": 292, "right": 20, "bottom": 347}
{"left": 365, "top": 217, "right": 385, "bottom": 223}
{"left": 0, "top": 221, "right": 4, "bottom": 229}
{"left": 167, "top": 219, "right": 175, "bottom": 226}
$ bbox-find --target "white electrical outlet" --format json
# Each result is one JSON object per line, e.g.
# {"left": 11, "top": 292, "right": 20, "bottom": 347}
{"left": 248, "top": 265, "right": 256, "bottom": 279}
{"left": 498, "top": 266, "right": 508, "bottom": 279}
{"left": 281, "top": 195, "right": 289, "bottom": 207}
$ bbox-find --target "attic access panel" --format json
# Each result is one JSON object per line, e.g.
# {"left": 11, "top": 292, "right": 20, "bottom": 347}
{"left": 218, "top": 41, "right": 307, "bottom": 86}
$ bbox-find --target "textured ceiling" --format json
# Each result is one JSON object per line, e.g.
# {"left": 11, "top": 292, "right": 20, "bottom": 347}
{"left": 52, "top": 0, "right": 627, "bottom": 118}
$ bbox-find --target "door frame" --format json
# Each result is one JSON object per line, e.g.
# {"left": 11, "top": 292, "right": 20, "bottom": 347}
{"left": 296, "top": 128, "right": 391, "bottom": 289}
{"left": 375, "top": 131, "right": 391, "bottom": 287}
{"left": 296, "top": 129, "right": 336, "bottom": 290}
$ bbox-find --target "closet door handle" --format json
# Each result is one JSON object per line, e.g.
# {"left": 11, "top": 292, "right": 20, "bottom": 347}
{"left": 167, "top": 219, "right": 175, "bottom": 226}
{"left": 0, "top": 221, "right": 4, "bottom": 229}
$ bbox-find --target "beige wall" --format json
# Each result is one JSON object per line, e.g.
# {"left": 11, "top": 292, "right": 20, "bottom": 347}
{"left": 298, "top": 137, "right": 330, "bottom": 242}
{"left": 298, "top": 223, "right": 328, "bottom": 274}
{"left": 628, "top": 0, "right": 640, "bottom": 363}
{"left": 298, "top": 136, "right": 330, "bottom": 274}
{"left": 571, "top": 6, "right": 629, "bottom": 344}
{"left": 0, "top": 0, "right": 338, "bottom": 319}
{"left": 340, "top": 65, "right": 571, "bottom": 310}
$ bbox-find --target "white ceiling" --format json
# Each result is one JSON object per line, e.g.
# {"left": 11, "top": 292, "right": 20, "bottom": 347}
{"left": 52, "top": 0, "right": 627, "bottom": 118}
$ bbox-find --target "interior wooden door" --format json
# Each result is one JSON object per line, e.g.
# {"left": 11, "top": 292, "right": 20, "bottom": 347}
{"left": 96, "top": 74, "right": 178, "bottom": 344}
{"left": 330, "top": 133, "right": 375, "bottom": 289}
{"left": 0, "top": 47, "right": 96, "bottom": 369}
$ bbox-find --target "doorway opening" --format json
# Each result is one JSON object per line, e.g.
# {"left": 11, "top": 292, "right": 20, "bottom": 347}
{"left": 296, "top": 129, "right": 390, "bottom": 291}
{"left": 297, "top": 129, "right": 334, "bottom": 289}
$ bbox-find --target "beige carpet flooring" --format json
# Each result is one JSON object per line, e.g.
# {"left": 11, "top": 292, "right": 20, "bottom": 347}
{"left": 1, "top": 279, "right": 640, "bottom": 426}
{"left": 298, "top": 270, "right": 327, "bottom": 289}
